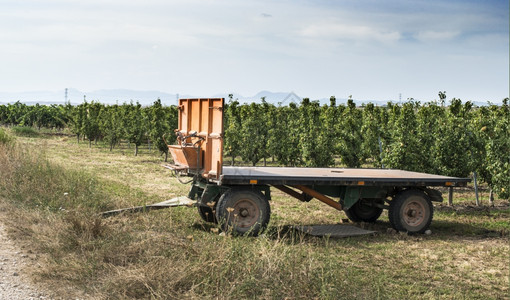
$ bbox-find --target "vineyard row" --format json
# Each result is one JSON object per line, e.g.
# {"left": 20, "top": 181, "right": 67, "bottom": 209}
{"left": 0, "top": 96, "right": 508, "bottom": 198}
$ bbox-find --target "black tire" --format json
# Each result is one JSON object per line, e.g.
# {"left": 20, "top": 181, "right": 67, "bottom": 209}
{"left": 389, "top": 189, "right": 433, "bottom": 234}
{"left": 345, "top": 199, "right": 383, "bottom": 223}
{"left": 215, "top": 189, "right": 270, "bottom": 236}
{"left": 197, "top": 203, "right": 217, "bottom": 223}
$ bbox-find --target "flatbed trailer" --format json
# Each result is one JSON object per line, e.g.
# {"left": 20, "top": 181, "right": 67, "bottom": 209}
{"left": 167, "top": 98, "right": 470, "bottom": 236}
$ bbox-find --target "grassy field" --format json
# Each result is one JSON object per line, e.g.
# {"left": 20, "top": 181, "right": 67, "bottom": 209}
{"left": 0, "top": 129, "right": 508, "bottom": 299}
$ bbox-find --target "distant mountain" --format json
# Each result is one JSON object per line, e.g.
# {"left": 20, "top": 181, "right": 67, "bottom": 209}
{"left": 0, "top": 89, "right": 183, "bottom": 106}
{"left": 0, "top": 89, "right": 495, "bottom": 107}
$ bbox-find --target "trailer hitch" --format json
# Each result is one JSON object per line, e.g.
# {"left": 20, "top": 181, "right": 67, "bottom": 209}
{"left": 100, "top": 196, "right": 195, "bottom": 217}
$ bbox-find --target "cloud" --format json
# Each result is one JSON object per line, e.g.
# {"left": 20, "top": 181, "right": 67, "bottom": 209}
{"left": 415, "top": 30, "right": 460, "bottom": 42}
{"left": 300, "top": 22, "right": 401, "bottom": 44}
{"left": 0, "top": 0, "right": 507, "bottom": 102}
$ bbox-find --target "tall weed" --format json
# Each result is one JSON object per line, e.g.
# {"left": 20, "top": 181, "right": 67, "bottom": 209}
{"left": 11, "top": 125, "right": 39, "bottom": 137}
{"left": 0, "top": 127, "right": 14, "bottom": 144}
{"left": 0, "top": 142, "right": 111, "bottom": 212}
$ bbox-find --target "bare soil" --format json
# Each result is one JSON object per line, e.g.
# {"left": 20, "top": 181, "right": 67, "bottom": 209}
{"left": 0, "top": 219, "right": 50, "bottom": 299}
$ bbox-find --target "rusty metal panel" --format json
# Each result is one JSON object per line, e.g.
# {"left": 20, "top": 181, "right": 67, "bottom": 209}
{"left": 175, "top": 98, "right": 224, "bottom": 180}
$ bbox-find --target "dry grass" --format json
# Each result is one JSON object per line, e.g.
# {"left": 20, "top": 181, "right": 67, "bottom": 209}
{"left": 0, "top": 133, "right": 508, "bottom": 299}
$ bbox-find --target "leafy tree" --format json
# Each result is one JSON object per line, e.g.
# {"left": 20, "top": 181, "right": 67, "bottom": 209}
{"left": 481, "top": 99, "right": 510, "bottom": 198}
{"left": 6, "top": 101, "right": 28, "bottom": 125}
{"left": 260, "top": 98, "right": 272, "bottom": 166}
{"left": 361, "top": 103, "right": 384, "bottom": 167}
{"left": 68, "top": 102, "right": 86, "bottom": 143}
{"left": 82, "top": 102, "right": 102, "bottom": 148}
{"left": 337, "top": 99, "right": 363, "bottom": 167}
{"left": 431, "top": 99, "right": 474, "bottom": 177}
{"left": 0, "top": 105, "right": 7, "bottom": 125}
{"left": 126, "top": 102, "right": 146, "bottom": 156}
{"left": 99, "top": 105, "right": 122, "bottom": 151}
{"left": 224, "top": 96, "right": 243, "bottom": 165}
{"left": 382, "top": 101, "right": 423, "bottom": 171}
{"left": 299, "top": 98, "right": 334, "bottom": 167}
{"left": 239, "top": 102, "right": 268, "bottom": 166}
{"left": 148, "top": 99, "right": 169, "bottom": 161}
{"left": 267, "top": 102, "right": 302, "bottom": 166}
{"left": 415, "top": 101, "right": 445, "bottom": 173}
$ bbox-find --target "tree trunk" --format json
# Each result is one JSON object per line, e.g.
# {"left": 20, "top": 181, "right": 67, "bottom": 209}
{"left": 135, "top": 144, "right": 139, "bottom": 156}
{"left": 489, "top": 189, "right": 494, "bottom": 207}
{"left": 77, "top": 134, "right": 80, "bottom": 143}
{"left": 89, "top": 139, "right": 92, "bottom": 148}
{"left": 264, "top": 157, "right": 267, "bottom": 167}
{"left": 164, "top": 151, "right": 168, "bottom": 162}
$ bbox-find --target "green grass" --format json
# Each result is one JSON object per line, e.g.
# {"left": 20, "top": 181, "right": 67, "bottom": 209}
{"left": 0, "top": 134, "right": 508, "bottom": 299}
{"left": 0, "top": 127, "right": 14, "bottom": 144}
{"left": 10, "top": 125, "right": 40, "bottom": 137}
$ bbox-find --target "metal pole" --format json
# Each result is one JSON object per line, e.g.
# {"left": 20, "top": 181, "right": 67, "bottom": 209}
{"left": 473, "top": 171, "right": 480, "bottom": 206}
{"left": 448, "top": 186, "right": 453, "bottom": 206}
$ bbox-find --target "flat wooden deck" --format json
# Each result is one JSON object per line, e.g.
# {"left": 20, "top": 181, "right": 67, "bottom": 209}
{"left": 218, "top": 167, "right": 470, "bottom": 187}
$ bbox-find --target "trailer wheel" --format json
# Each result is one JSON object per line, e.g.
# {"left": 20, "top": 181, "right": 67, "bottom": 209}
{"left": 389, "top": 189, "right": 433, "bottom": 234}
{"left": 198, "top": 203, "right": 217, "bottom": 224}
{"left": 215, "top": 189, "right": 270, "bottom": 236}
{"left": 345, "top": 199, "right": 383, "bottom": 223}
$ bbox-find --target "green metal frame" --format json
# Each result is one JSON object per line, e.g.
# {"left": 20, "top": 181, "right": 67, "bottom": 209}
{"left": 189, "top": 178, "right": 272, "bottom": 207}
{"left": 313, "top": 185, "right": 391, "bottom": 210}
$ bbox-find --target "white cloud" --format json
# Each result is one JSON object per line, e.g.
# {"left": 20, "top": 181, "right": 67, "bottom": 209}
{"left": 301, "top": 22, "right": 401, "bottom": 44}
{"left": 415, "top": 30, "right": 460, "bottom": 42}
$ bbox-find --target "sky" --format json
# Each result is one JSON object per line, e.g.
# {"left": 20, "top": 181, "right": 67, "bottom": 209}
{"left": 1, "top": 0, "right": 508, "bottom": 103}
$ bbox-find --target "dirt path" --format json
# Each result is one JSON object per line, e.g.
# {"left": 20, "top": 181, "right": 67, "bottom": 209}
{"left": 0, "top": 221, "right": 51, "bottom": 300}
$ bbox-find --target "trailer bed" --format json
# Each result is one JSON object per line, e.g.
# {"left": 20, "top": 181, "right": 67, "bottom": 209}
{"left": 219, "top": 166, "right": 470, "bottom": 187}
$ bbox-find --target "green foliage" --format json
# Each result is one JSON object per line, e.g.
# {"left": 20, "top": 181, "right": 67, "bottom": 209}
{"left": 224, "top": 96, "right": 243, "bottom": 165}
{"left": 11, "top": 126, "right": 39, "bottom": 137}
{"left": 99, "top": 104, "right": 123, "bottom": 151}
{"left": 239, "top": 102, "right": 268, "bottom": 166}
{"left": 82, "top": 102, "right": 102, "bottom": 147}
{"left": 337, "top": 99, "right": 363, "bottom": 167}
{"left": 415, "top": 101, "right": 445, "bottom": 173}
{"left": 68, "top": 102, "right": 86, "bottom": 142}
{"left": 1, "top": 94, "right": 509, "bottom": 198}
{"left": 360, "top": 103, "right": 383, "bottom": 167}
{"left": 432, "top": 99, "right": 474, "bottom": 177}
{"left": 267, "top": 102, "right": 302, "bottom": 166}
{"left": 482, "top": 99, "right": 510, "bottom": 198}
{"left": 148, "top": 99, "right": 169, "bottom": 160}
{"left": 125, "top": 102, "right": 146, "bottom": 156}
{"left": 0, "top": 127, "right": 14, "bottom": 144}
{"left": 382, "top": 102, "right": 423, "bottom": 171}
{"left": 299, "top": 99, "right": 334, "bottom": 167}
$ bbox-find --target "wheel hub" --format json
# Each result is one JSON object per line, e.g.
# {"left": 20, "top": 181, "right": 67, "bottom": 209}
{"left": 403, "top": 201, "right": 425, "bottom": 226}
{"left": 239, "top": 208, "right": 249, "bottom": 217}
{"left": 231, "top": 199, "right": 260, "bottom": 228}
